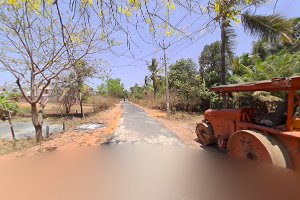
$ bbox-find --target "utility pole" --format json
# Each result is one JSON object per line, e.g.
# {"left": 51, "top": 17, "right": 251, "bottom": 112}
{"left": 159, "top": 41, "right": 171, "bottom": 114}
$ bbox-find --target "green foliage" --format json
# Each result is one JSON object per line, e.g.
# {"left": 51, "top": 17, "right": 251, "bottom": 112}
{"left": 70, "top": 60, "right": 97, "bottom": 101}
{"left": 252, "top": 40, "right": 282, "bottom": 60}
{"left": 146, "top": 58, "right": 163, "bottom": 98}
{"left": 260, "top": 51, "right": 300, "bottom": 78}
{"left": 231, "top": 50, "right": 300, "bottom": 83}
{"left": 60, "top": 60, "right": 95, "bottom": 113}
{"left": 0, "top": 92, "right": 18, "bottom": 118}
{"left": 294, "top": 18, "right": 300, "bottom": 40}
{"left": 7, "top": 92, "right": 22, "bottom": 102}
{"left": 242, "top": 12, "right": 294, "bottom": 44}
{"left": 97, "top": 83, "right": 107, "bottom": 96}
{"left": 169, "top": 58, "right": 212, "bottom": 111}
{"left": 98, "top": 78, "right": 125, "bottom": 98}
{"left": 129, "top": 84, "right": 145, "bottom": 99}
{"left": 124, "top": 90, "right": 129, "bottom": 99}
{"left": 107, "top": 79, "right": 124, "bottom": 98}
{"left": 169, "top": 59, "right": 198, "bottom": 93}
{"left": 209, "top": 0, "right": 294, "bottom": 90}
{"left": 199, "top": 41, "right": 231, "bottom": 87}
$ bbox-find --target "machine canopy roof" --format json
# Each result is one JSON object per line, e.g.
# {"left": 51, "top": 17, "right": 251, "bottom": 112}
{"left": 210, "top": 76, "right": 300, "bottom": 93}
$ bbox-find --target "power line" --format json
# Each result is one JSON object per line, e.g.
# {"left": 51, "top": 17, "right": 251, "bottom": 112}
{"left": 168, "top": 25, "right": 216, "bottom": 58}
{"left": 109, "top": 19, "right": 215, "bottom": 69}
{"left": 109, "top": 49, "right": 161, "bottom": 68}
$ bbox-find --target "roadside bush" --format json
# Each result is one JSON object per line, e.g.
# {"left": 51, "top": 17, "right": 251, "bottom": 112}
{"left": 131, "top": 90, "right": 214, "bottom": 113}
{"left": 88, "top": 95, "right": 119, "bottom": 112}
{"left": 130, "top": 95, "right": 165, "bottom": 110}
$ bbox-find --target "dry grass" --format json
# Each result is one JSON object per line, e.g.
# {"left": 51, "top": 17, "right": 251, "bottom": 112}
{"left": 130, "top": 95, "right": 203, "bottom": 113}
{"left": 0, "top": 102, "right": 123, "bottom": 160}
{"left": 16, "top": 95, "right": 119, "bottom": 119}
{"left": 0, "top": 139, "right": 36, "bottom": 156}
{"left": 47, "top": 96, "right": 120, "bottom": 130}
{"left": 18, "top": 102, "right": 94, "bottom": 116}
{"left": 130, "top": 97, "right": 165, "bottom": 110}
{"left": 88, "top": 96, "right": 119, "bottom": 111}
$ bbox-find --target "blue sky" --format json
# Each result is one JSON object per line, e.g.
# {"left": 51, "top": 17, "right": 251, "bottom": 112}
{"left": 0, "top": 0, "right": 299, "bottom": 90}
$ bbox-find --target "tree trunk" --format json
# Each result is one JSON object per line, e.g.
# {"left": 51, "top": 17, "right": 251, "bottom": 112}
{"left": 220, "top": 17, "right": 227, "bottom": 108}
{"left": 31, "top": 103, "right": 43, "bottom": 143}
{"left": 66, "top": 106, "right": 71, "bottom": 114}
{"left": 80, "top": 98, "right": 84, "bottom": 118}
{"left": 6, "top": 111, "right": 15, "bottom": 140}
{"left": 186, "top": 94, "right": 190, "bottom": 112}
{"left": 153, "top": 79, "right": 158, "bottom": 99}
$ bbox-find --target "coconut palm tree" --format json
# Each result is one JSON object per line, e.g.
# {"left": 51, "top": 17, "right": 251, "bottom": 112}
{"left": 147, "top": 58, "right": 162, "bottom": 98}
{"left": 219, "top": 8, "right": 294, "bottom": 86}
{"left": 211, "top": 0, "right": 295, "bottom": 107}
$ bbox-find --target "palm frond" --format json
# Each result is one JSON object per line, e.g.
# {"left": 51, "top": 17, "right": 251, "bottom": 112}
{"left": 224, "top": 27, "right": 237, "bottom": 61}
{"left": 147, "top": 58, "right": 159, "bottom": 73}
{"left": 242, "top": 12, "right": 294, "bottom": 44}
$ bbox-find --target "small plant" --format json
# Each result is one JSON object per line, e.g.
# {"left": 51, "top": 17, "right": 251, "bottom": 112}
{"left": 0, "top": 92, "right": 18, "bottom": 140}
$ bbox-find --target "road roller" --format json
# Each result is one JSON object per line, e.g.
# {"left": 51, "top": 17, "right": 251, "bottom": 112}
{"left": 196, "top": 76, "right": 300, "bottom": 170}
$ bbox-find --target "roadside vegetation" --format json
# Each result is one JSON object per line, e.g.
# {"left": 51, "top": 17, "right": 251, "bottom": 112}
{"left": 129, "top": 17, "right": 300, "bottom": 114}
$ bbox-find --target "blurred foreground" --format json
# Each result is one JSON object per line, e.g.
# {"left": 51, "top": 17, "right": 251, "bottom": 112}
{"left": 0, "top": 144, "right": 299, "bottom": 200}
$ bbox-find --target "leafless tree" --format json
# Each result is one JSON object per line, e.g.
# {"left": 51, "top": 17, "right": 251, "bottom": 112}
{"left": 0, "top": 1, "right": 114, "bottom": 142}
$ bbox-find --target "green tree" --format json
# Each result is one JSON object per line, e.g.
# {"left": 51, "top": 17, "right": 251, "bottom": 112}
{"left": 129, "top": 84, "right": 145, "bottom": 100}
{"left": 97, "top": 83, "right": 108, "bottom": 96}
{"left": 60, "top": 60, "right": 96, "bottom": 116}
{"left": 209, "top": 0, "right": 294, "bottom": 84}
{"left": 207, "top": 0, "right": 294, "bottom": 107}
{"left": 199, "top": 41, "right": 231, "bottom": 87}
{"left": 231, "top": 51, "right": 300, "bottom": 83}
{"left": 0, "top": 92, "right": 18, "bottom": 140}
{"left": 294, "top": 18, "right": 300, "bottom": 41}
{"left": 73, "top": 61, "right": 97, "bottom": 118}
{"left": 252, "top": 17, "right": 300, "bottom": 59}
{"left": 252, "top": 40, "right": 281, "bottom": 60}
{"left": 169, "top": 59, "right": 208, "bottom": 111}
{"left": 124, "top": 90, "right": 129, "bottom": 100}
{"left": 146, "top": 59, "right": 163, "bottom": 98}
{"left": 61, "top": 86, "right": 77, "bottom": 115}
{"left": 104, "top": 79, "right": 125, "bottom": 98}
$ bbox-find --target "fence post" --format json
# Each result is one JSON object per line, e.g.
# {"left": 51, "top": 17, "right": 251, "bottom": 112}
{"left": 63, "top": 121, "right": 65, "bottom": 133}
{"left": 46, "top": 126, "right": 50, "bottom": 138}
